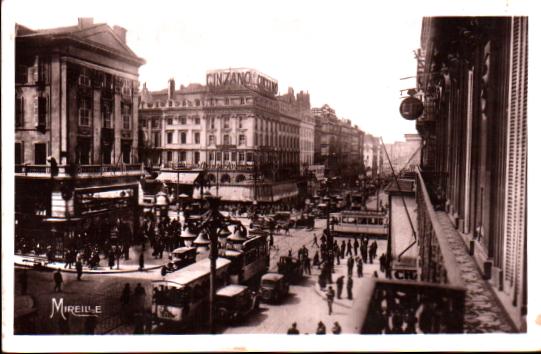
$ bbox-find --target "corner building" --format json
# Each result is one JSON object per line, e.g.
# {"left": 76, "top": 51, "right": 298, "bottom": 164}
{"left": 139, "top": 68, "right": 309, "bottom": 204}
{"left": 14, "top": 18, "right": 145, "bottom": 256}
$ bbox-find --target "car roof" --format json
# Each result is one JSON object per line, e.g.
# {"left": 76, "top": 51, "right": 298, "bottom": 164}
{"left": 261, "top": 273, "right": 284, "bottom": 281}
{"left": 216, "top": 284, "right": 248, "bottom": 297}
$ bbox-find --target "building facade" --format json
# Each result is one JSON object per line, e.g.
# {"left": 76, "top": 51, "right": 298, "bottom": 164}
{"left": 415, "top": 17, "right": 528, "bottom": 330}
{"left": 382, "top": 134, "right": 422, "bottom": 175}
{"left": 15, "top": 18, "right": 145, "bottom": 256}
{"left": 138, "top": 69, "right": 307, "bottom": 204}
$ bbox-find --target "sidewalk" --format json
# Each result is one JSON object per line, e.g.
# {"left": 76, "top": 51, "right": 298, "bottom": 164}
{"left": 14, "top": 244, "right": 166, "bottom": 274}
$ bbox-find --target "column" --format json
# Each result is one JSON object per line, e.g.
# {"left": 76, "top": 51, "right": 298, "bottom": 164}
{"left": 114, "top": 92, "right": 121, "bottom": 163}
{"left": 93, "top": 90, "right": 102, "bottom": 163}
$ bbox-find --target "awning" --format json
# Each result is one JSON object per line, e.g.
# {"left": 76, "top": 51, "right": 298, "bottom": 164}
{"left": 156, "top": 172, "right": 200, "bottom": 184}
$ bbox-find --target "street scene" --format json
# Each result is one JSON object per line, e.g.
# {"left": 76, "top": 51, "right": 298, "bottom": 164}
{"left": 4, "top": 1, "right": 533, "bottom": 352}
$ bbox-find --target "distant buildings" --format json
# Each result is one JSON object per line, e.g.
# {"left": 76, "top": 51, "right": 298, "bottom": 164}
{"left": 382, "top": 134, "right": 422, "bottom": 175}
{"left": 14, "top": 18, "right": 145, "bottom": 255}
{"left": 363, "top": 134, "right": 384, "bottom": 178}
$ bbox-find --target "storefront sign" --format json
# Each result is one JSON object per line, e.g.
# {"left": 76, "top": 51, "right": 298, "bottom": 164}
{"left": 393, "top": 268, "right": 418, "bottom": 280}
{"left": 206, "top": 68, "right": 278, "bottom": 96}
{"left": 399, "top": 96, "right": 424, "bottom": 120}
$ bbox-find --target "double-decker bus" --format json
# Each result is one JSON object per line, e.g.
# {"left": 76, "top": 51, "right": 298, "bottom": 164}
{"left": 152, "top": 257, "right": 231, "bottom": 331}
{"left": 219, "top": 234, "right": 269, "bottom": 286}
{"left": 330, "top": 210, "right": 389, "bottom": 239}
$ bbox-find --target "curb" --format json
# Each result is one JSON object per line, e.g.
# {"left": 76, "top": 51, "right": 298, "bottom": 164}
{"left": 15, "top": 260, "right": 164, "bottom": 274}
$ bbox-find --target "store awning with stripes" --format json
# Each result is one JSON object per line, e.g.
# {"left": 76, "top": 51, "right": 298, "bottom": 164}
{"left": 156, "top": 171, "right": 200, "bottom": 185}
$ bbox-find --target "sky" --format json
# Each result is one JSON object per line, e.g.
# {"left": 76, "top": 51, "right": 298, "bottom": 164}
{"left": 4, "top": 0, "right": 534, "bottom": 143}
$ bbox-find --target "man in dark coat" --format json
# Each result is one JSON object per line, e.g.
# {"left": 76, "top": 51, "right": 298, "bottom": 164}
{"left": 347, "top": 255, "right": 355, "bottom": 277}
{"left": 139, "top": 253, "right": 145, "bottom": 271}
{"left": 356, "top": 256, "right": 363, "bottom": 278}
{"left": 336, "top": 275, "right": 344, "bottom": 299}
{"left": 353, "top": 238, "right": 359, "bottom": 256}
{"left": 346, "top": 239, "right": 353, "bottom": 257}
{"left": 287, "top": 322, "right": 300, "bottom": 334}
{"left": 347, "top": 276, "right": 354, "bottom": 300}
{"left": 76, "top": 259, "right": 83, "bottom": 280}
{"left": 53, "top": 268, "right": 63, "bottom": 292}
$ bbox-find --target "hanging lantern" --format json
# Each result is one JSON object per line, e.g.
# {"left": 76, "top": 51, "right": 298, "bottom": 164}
{"left": 227, "top": 229, "right": 247, "bottom": 243}
{"left": 193, "top": 231, "right": 211, "bottom": 253}
{"left": 399, "top": 90, "right": 424, "bottom": 120}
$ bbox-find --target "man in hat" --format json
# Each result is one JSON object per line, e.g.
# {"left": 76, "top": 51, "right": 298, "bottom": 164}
{"left": 287, "top": 322, "right": 300, "bottom": 334}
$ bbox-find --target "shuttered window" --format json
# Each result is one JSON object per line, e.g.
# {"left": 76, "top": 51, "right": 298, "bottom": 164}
{"left": 503, "top": 17, "right": 528, "bottom": 308}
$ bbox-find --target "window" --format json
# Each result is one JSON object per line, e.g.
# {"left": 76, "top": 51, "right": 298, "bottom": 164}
{"left": 216, "top": 152, "right": 222, "bottom": 161}
{"left": 76, "top": 138, "right": 91, "bottom": 165}
{"left": 34, "top": 143, "right": 47, "bottom": 164}
{"left": 121, "top": 141, "right": 131, "bottom": 164}
{"left": 224, "top": 116, "right": 230, "bottom": 129}
{"left": 153, "top": 132, "right": 161, "bottom": 147}
{"left": 240, "top": 97, "right": 245, "bottom": 105}
{"left": 16, "top": 65, "right": 28, "bottom": 84}
{"left": 78, "top": 69, "right": 91, "bottom": 87}
{"left": 209, "top": 151, "right": 214, "bottom": 161}
{"left": 16, "top": 96, "right": 24, "bottom": 127}
{"left": 79, "top": 97, "right": 91, "bottom": 126}
{"left": 167, "top": 151, "right": 173, "bottom": 162}
{"left": 223, "top": 135, "right": 230, "bottom": 145}
{"left": 122, "top": 104, "right": 131, "bottom": 129}
{"left": 152, "top": 118, "right": 159, "bottom": 128}
{"left": 179, "top": 116, "right": 186, "bottom": 125}
{"left": 167, "top": 132, "right": 173, "bottom": 144}
{"left": 231, "top": 151, "right": 237, "bottom": 161}
{"left": 180, "top": 132, "right": 187, "bottom": 144}
{"left": 246, "top": 152, "right": 253, "bottom": 162}
{"left": 195, "top": 99, "right": 201, "bottom": 107}
{"left": 102, "top": 143, "right": 112, "bottom": 164}
{"left": 194, "top": 117, "right": 201, "bottom": 125}
{"left": 167, "top": 118, "right": 173, "bottom": 125}
{"left": 239, "top": 151, "right": 245, "bottom": 162}
{"left": 225, "top": 98, "right": 230, "bottom": 105}
{"left": 194, "top": 132, "right": 200, "bottom": 144}
{"left": 223, "top": 152, "right": 230, "bottom": 161}
{"left": 239, "top": 135, "right": 246, "bottom": 146}
{"left": 179, "top": 151, "right": 186, "bottom": 162}
{"left": 102, "top": 101, "right": 113, "bottom": 128}
{"left": 194, "top": 151, "right": 200, "bottom": 164}
{"left": 211, "top": 118, "right": 215, "bottom": 129}
{"left": 238, "top": 116, "right": 243, "bottom": 128}
{"left": 209, "top": 135, "right": 215, "bottom": 145}
{"left": 121, "top": 81, "right": 132, "bottom": 96}
{"left": 15, "top": 143, "right": 23, "bottom": 165}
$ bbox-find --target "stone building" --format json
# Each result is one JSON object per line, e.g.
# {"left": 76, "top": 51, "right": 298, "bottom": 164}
{"left": 415, "top": 17, "right": 528, "bottom": 331}
{"left": 138, "top": 68, "right": 308, "bottom": 204}
{"left": 14, "top": 18, "right": 145, "bottom": 256}
{"left": 382, "top": 134, "right": 422, "bottom": 175}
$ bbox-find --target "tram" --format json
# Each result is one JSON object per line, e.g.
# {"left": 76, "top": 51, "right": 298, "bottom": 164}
{"left": 330, "top": 210, "right": 389, "bottom": 239}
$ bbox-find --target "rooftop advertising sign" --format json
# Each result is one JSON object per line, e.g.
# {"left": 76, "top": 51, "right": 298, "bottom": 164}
{"left": 206, "top": 68, "right": 278, "bottom": 96}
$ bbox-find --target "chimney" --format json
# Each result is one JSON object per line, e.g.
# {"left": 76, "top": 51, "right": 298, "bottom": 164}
{"left": 78, "top": 17, "right": 94, "bottom": 28}
{"left": 113, "top": 25, "right": 127, "bottom": 43}
{"left": 168, "top": 78, "right": 175, "bottom": 100}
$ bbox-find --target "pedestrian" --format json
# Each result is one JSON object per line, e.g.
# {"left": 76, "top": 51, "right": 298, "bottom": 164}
{"left": 318, "top": 272, "right": 326, "bottom": 290}
{"left": 356, "top": 257, "right": 363, "bottom": 278}
{"left": 346, "top": 239, "right": 353, "bottom": 257}
{"left": 161, "top": 265, "right": 168, "bottom": 277}
{"left": 20, "top": 269, "right": 28, "bottom": 295}
{"left": 313, "top": 251, "right": 320, "bottom": 269}
{"left": 287, "top": 322, "right": 300, "bottom": 334}
{"left": 326, "top": 286, "right": 335, "bottom": 315}
{"left": 353, "top": 238, "right": 359, "bottom": 256}
{"left": 312, "top": 233, "right": 319, "bottom": 248}
{"left": 139, "top": 252, "right": 145, "bottom": 271}
{"left": 336, "top": 276, "right": 344, "bottom": 299}
{"left": 340, "top": 240, "right": 346, "bottom": 259}
{"left": 335, "top": 248, "right": 341, "bottom": 265}
{"left": 288, "top": 249, "right": 293, "bottom": 258}
{"left": 53, "top": 268, "right": 63, "bottom": 292}
{"left": 347, "top": 276, "right": 353, "bottom": 300}
{"left": 347, "top": 255, "right": 354, "bottom": 277}
{"left": 373, "top": 270, "right": 379, "bottom": 278}
{"left": 108, "top": 249, "right": 115, "bottom": 270}
{"left": 316, "top": 321, "right": 326, "bottom": 334}
{"left": 379, "top": 253, "right": 387, "bottom": 273}
{"left": 76, "top": 259, "right": 83, "bottom": 280}
{"left": 332, "top": 321, "right": 342, "bottom": 334}
{"left": 120, "top": 283, "right": 131, "bottom": 321}
{"left": 303, "top": 255, "right": 311, "bottom": 275}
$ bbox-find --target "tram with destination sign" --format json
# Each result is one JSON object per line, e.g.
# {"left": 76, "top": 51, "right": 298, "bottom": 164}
{"left": 330, "top": 210, "right": 389, "bottom": 239}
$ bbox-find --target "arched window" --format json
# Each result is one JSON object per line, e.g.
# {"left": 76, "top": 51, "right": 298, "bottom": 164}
{"left": 235, "top": 174, "right": 246, "bottom": 183}
{"left": 220, "top": 174, "right": 231, "bottom": 184}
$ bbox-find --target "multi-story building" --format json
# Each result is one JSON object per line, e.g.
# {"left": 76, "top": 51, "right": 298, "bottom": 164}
{"left": 139, "top": 69, "right": 308, "bottom": 204}
{"left": 415, "top": 17, "right": 527, "bottom": 331}
{"left": 14, "top": 18, "right": 145, "bottom": 256}
{"left": 312, "top": 104, "right": 365, "bottom": 183}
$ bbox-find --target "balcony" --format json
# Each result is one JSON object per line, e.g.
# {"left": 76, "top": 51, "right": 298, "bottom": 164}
{"left": 15, "top": 164, "right": 144, "bottom": 178}
{"left": 350, "top": 167, "right": 466, "bottom": 334}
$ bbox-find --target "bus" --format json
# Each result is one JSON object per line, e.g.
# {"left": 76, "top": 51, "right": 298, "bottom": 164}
{"left": 219, "top": 235, "right": 269, "bottom": 286}
{"left": 330, "top": 210, "right": 389, "bottom": 239}
{"left": 152, "top": 257, "right": 231, "bottom": 331}
{"left": 350, "top": 193, "right": 366, "bottom": 210}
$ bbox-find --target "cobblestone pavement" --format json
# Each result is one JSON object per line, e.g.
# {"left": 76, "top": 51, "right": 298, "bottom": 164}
{"left": 435, "top": 212, "right": 517, "bottom": 333}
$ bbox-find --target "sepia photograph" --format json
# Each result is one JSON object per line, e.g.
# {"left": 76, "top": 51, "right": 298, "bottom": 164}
{"left": 2, "top": 0, "right": 539, "bottom": 352}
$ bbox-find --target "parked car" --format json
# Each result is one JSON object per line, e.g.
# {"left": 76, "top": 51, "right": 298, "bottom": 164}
{"left": 216, "top": 284, "right": 260, "bottom": 324}
{"left": 165, "top": 247, "right": 197, "bottom": 272}
{"left": 259, "top": 273, "right": 289, "bottom": 303}
{"left": 277, "top": 256, "right": 304, "bottom": 284}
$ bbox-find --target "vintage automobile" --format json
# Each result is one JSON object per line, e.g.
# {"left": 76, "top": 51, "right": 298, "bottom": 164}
{"left": 277, "top": 256, "right": 304, "bottom": 284}
{"left": 259, "top": 273, "right": 289, "bottom": 303}
{"left": 165, "top": 247, "right": 197, "bottom": 272}
{"left": 216, "top": 284, "right": 260, "bottom": 324}
{"left": 293, "top": 213, "right": 315, "bottom": 229}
